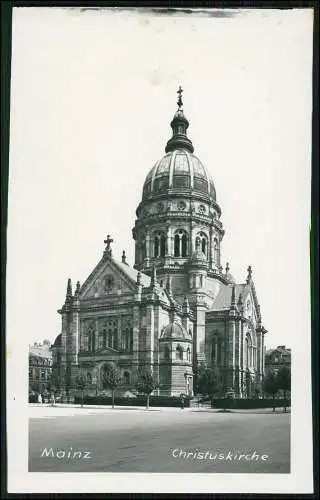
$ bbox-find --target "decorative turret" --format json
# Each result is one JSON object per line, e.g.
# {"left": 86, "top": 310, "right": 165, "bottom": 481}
{"left": 237, "top": 292, "right": 243, "bottom": 312}
{"left": 246, "top": 265, "right": 252, "bottom": 284}
{"left": 121, "top": 250, "right": 128, "bottom": 265}
{"left": 165, "top": 86, "right": 194, "bottom": 154}
{"left": 136, "top": 271, "right": 141, "bottom": 287}
{"left": 230, "top": 285, "right": 236, "bottom": 309}
{"left": 74, "top": 281, "right": 81, "bottom": 297}
{"left": 66, "top": 278, "right": 72, "bottom": 301}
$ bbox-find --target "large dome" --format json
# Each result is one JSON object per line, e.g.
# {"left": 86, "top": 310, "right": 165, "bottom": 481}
{"left": 142, "top": 149, "right": 216, "bottom": 201}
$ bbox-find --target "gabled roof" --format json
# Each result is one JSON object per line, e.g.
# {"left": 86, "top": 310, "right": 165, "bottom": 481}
{"left": 209, "top": 283, "right": 250, "bottom": 311}
{"left": 114, "top": 260, "right": 151, "bottom": 287}
{"left": 79, "top": 255, "right": 151, "bottom": 299}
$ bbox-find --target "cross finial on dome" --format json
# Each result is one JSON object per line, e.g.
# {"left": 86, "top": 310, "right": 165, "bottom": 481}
{"left": 177, "top": 85, "right": 183, "bottom": 108}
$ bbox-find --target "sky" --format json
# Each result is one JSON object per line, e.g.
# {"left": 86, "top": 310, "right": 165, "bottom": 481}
{"left": 7, "top": 7, "right": 313, "bottom": 351}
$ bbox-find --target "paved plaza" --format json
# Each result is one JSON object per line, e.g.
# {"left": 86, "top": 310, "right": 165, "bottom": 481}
{"left": 29, "top": 405, "right": 290, "bottom": 473}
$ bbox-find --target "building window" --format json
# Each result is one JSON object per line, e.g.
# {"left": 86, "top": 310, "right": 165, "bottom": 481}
{"left": 104, "top": 274, "right": 114, "bottom": 291}
{"left": 123, "top": 371, "right": 130, "bottom": 385}
{"left": 186, "top": 347, "right": 191, "bottom": 362}
{"left": 197, "top": 232, "right": 208, "bottom": 258}
{"left": 123, "top": 327, "right": 131, "bottom": 351}
{"left": 213, "top": 238, "right": 219, "bottom": 262}
{"left": 86, "top": 372, "right": 92, "bottom": 384}
{"left": 174, "top": 230, "right": 188, "bottom": 257}
{"left": 176, "top": 345, "right": 183, "bottom": 360}
{"left": 154, "top": 232, "right": 166, "bottom": 258}
{"left": 98, "top": 330, "right": 105, "bottom": 350}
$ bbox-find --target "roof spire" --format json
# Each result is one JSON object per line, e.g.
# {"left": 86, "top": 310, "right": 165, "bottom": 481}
{"left": 246, "top": 265, "right": 252, "bottom": 284}
{"left": 66, "top": 278, "right": 72, "bottom": 300}
{"left": 74, "top": 281, "right": 81, "bottom": 296}
{"left": 165, "top": 86, "right": 194, "bottom": 154}
{"left": 231, "top": 285, "right": 236, "bottom": 307}
{"left": 136, "top": 271, "right": 141, "bottom": 287}
{"left": 122, "top": 250, "right": 128, "bottom": 265}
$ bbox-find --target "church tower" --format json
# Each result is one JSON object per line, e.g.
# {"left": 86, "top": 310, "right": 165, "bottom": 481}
{"left": 132, "top": 87, "right": 232, "bottom": 367}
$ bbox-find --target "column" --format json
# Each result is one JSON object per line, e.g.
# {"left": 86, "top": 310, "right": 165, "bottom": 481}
{"left": 132, "top": 305, "right": 140, "bottom": 381}
{"left": 145, "top": 233, "right": 150, "bottom": 258}
{"left": 209, "top": 228, "right": 214, "bottom": 268}
{"left": 227, "top": 319, "right": 236, "bottom": 390}
{"left": 256, "top": 329, "right": 261, "bottom": 374}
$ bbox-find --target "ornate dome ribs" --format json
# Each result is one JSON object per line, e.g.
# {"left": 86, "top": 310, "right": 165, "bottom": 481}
{"left": 142, "top": 149, "right": 216, "bottom": 201}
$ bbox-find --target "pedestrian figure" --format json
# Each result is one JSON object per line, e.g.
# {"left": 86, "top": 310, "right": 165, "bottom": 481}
{"left": 38, "top": 393, "right": 42, "bottom": 404}
{"left": 50, "top": 392, "right": 55, "bottom": 406}
{"left": 180, "top": 394, "right": 185, "bottom": 410}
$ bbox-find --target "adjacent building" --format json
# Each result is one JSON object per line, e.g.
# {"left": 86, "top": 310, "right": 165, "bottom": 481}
{"left": 29, "top": 340, "right": 53, "bottom": 393}
{"left": 52, "top": 88, "right": 267, "bottom": 398}
{"left": 265, "top": 345, "right": 291, "bottom": 376}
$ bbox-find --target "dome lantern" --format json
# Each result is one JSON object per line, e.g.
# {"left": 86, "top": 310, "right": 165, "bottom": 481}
{"left": 165, "top": 86, "right": 194, "bottom": 154}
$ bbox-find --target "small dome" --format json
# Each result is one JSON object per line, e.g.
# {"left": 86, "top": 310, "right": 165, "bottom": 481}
{"left": 142, "top": 149, "right": 216, "bottom": 201}
{"left": 160, "top": 321, "right": 191, "bottom": 340}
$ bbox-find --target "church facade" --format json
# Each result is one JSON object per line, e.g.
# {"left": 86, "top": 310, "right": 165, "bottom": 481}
{"left": 52, "top": 88, "right": 267, "bottom": 398}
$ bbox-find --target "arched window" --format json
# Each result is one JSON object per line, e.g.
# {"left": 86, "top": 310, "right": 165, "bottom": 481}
{"left": 142, "top": 239, "right": 147, "bottom": 260}
{"left": 212, "top": 340, "right": 217, "bottom": 363}
{"left": 181, "top": 233, "right": 188, "bottom": 257}
{"left": 196, "top": 232, "right": 208, "bottom": 258}
{"left": 123, "top": 327, "right": 131, "bottom": 351}
{"left": 213, "top": 238, "right": 219, "bottom": 262}
{"left": 201, "top": 238, "right": 206, "bottom": 255}
{"left": 174, "top": 230, "right": 188, "bottom": 257}
{"left": 98, "top": 330, "right": 105, "bottom": 350}
{"left": 154, "top": 232, "right": 166, "bottom": 258}
{"left": 186, "top": 347, "right": 191, "bottom": 362}
{"left": 86, "top": 372, "right": 92, "bottom": 384}
{"left": 246, "top": 333, "right": 252, "bottom": 368}
{"left": 154, "top": 236, "right": 160, "bottom": 258}
{"left": 174, "top": 234, "right": 180, "bottom": 257}
{"left": 160, "top": 234, "right": 166, "bottom": 257}
{"left": 105, "top": 275, "right": 114, "bottom": 291}
{"left": 123, "top": 371, "right": 130, "bottom": 385}
{"left": 176, "top": 345, "right": 183, "bottom": 360}
{"left": 88, "top": 329, "right": 95, "bottom": 352}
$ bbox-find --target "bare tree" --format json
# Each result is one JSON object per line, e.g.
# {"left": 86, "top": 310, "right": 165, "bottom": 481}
{"left": 101, "top": 363, "right": 122, "bottom": 408}
{"left": 135, "top": 367, "right": 158, "bottom": 409}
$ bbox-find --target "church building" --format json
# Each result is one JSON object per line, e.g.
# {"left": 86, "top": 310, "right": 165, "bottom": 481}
{"left": 52, "top": 88, "right": 267, "bottom": 399}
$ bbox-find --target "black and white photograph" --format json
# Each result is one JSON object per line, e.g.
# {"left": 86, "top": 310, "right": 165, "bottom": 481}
{"left": 6, "top": 6, "right": 314, "bottom": 495}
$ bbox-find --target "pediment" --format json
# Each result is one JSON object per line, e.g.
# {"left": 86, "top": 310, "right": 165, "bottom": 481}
{"left": 80, "top": 258, "right": 137, "bottom": 300}
{"left": 95, "top": 346, "right": 120, "bottom": 355}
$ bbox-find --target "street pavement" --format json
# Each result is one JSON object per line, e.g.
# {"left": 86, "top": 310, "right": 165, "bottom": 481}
{"left": 29, "top": 405, "right": 290, "bottom": 473}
